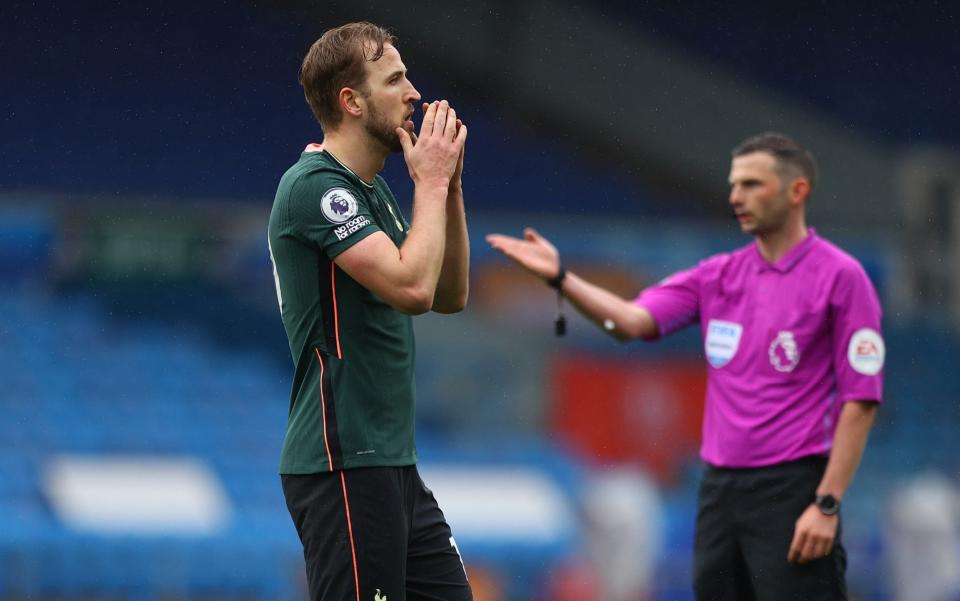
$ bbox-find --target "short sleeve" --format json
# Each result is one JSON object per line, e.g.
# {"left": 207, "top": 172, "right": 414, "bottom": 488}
{"left": 289, "top": 173, "right": 381, "bottom": 258}
{"left": 634, "top": 263, "right": 702, "bottom": 339}
{"left": 831, "top": 263, "right": 884, "bottom": 403}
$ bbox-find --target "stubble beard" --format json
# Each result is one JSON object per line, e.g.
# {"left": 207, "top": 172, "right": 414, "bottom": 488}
{"left": 364, "top": 99, "right": 403, "bottom": 153}
{"left": 748, "top": 191, "right": 792, "bottom": 237}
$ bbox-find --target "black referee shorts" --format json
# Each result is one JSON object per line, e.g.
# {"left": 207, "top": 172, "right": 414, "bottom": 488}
{"left": 693, "top": 456, "right": 847, "bottom": 601}
{"left": 282, "top": 465, "right": 473, "bottom": 601}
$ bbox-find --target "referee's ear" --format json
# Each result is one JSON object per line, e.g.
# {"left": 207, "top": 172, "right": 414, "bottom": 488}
{"left": 789, "top": 176, "right": 812, "bottom": 206}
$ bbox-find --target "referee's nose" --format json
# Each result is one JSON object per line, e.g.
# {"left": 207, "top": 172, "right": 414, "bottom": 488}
{"left": 728, "top": 183, "right": 742, "bottom": 207}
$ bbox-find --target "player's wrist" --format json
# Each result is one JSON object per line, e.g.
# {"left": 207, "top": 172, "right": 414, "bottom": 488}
{"left": 416, "top": 179, "right": 454, "bottom": 197}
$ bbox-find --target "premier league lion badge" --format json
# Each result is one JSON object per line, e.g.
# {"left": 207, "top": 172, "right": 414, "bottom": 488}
{"left": 320, "top": 188, "right": 359, "bottom": 224}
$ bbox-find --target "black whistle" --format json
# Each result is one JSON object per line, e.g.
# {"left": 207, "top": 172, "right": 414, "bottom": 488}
{"left": 555, "top": 314, "right": 567, "bottom": 337}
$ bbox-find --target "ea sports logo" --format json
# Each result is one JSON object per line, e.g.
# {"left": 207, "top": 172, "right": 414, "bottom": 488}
{"left": 847, "top": 328, "right": 885, "bottom": 375}
{"left": 320, "top": 188, "right": 359, "bottom": 224}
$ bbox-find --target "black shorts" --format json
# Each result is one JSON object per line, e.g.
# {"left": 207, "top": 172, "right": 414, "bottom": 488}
{"left": 693, "top": 456, "right": 847, "bottom": 601}
{"left": 281, "top": 465, "right": 473, "bottom": 601}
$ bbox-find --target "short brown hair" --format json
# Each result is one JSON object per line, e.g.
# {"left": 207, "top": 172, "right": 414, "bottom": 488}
{"left": 299, "top": 22, "right": 396, "bottom": 131}
{"left": 732, "top": 132, "right": 818, "bottom": 195}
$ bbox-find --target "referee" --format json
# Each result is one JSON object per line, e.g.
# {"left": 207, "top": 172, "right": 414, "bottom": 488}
{"left": 268, "top": 23, "right": 472, "bottom": 601}
{"left": 488, "top": 133, "right": 883, "bottom": 600}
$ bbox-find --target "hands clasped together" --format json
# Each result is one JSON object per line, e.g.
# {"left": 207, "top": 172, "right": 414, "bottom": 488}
{"left": 397, "top": 100, "right": 467, "bottom": 192}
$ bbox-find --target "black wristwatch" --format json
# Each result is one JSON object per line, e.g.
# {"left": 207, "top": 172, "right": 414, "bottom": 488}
{"left": 814, "top": 494, "right": 841, "bottom": 516}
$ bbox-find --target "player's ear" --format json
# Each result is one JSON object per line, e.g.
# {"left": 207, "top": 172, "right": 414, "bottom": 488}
{"left": 339, "top": 87, "right": 364, "bottom": 119}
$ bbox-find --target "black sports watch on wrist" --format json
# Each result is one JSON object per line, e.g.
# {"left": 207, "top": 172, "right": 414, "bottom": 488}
{"left": 815, "top": 494, "right": 841, "bottom": 516}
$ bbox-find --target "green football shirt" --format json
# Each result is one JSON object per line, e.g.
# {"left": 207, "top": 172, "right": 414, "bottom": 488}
{"left": 268, "top": 148, "right": 416, "bottom": 473}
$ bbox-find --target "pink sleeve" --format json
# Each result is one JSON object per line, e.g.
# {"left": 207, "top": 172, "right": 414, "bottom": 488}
{"left": 634, "top": 263, "right": 702, "bottom": 339}
{"left": 831, "top": 263, "right": 884, "bottom": 403}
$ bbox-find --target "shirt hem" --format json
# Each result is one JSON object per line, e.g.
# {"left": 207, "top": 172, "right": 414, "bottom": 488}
{"left": 279, "top": 453, "right": 417, "bottom": 475}
{"left": 701, "top": 451, "right": 830, "bottom": 470}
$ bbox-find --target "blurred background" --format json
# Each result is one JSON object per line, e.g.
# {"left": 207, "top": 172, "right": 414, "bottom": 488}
{"left": 3, "top": 1, "right": 959, "bottom": 600}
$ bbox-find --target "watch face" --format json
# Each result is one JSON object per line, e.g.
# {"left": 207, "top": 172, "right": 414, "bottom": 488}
{"left": 816, "top": 494, "right": 840, "bottom": 515}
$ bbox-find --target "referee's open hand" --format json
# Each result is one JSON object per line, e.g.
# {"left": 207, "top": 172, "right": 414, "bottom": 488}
{"left": 788, "top": 503, "right": 838, "bottom": 564}
{"left": 486, "top": 228, "right": 561, "bottom": 282}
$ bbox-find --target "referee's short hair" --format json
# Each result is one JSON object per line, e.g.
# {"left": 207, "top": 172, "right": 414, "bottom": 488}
{"left": 732, "top": 132, "right": 818, "bottom": 196}
{"left": 300, "top": 22, "right": 396, "bottom": 132}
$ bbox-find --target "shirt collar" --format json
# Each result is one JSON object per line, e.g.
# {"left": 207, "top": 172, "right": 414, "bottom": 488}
{"left": 752, "top": 228, "right": 818, "bottom": 273}
{"left": 302, "top": 145, "right": 375, "bottom": 189}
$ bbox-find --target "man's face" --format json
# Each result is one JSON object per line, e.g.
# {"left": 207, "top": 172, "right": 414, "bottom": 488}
{"left": 728, "top": 152, "right": 792, "bottom": 236}
{"left": 360, "top": 43, "right": 420, "bottom": 153}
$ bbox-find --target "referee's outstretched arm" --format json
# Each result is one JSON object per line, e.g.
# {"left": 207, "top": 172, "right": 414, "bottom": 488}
{"left": 486, "top": 227, "right": 658, "bottom": 341}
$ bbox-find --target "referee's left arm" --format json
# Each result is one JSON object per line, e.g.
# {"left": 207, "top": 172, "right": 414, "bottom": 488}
{"left": 817, "top": 259, "right": 884, "bottom": 504}
{"left": 789, "top": 260, "right": 884, "bottom": 564}
{"left": 815, "top": 400, "right": 878, "bottom": 503}
{"left": 788, "top": 400, "right": 877, "bottom": 564}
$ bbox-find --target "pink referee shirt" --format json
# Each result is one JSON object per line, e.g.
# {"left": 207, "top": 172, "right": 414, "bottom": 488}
{"left": 635, "top": 230, "right": 884, "bottom": 468}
